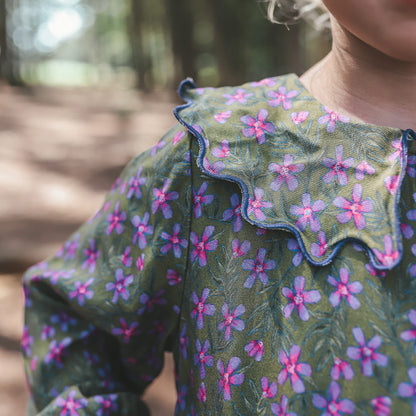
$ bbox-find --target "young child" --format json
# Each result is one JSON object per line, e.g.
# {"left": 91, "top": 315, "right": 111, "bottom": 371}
{"left": 22, "top": 1, "right": 416, "bottom": 415}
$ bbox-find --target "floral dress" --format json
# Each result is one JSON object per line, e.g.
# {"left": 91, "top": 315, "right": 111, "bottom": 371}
{"left": 23, "top": 73, "right": 416, "bottom": 416}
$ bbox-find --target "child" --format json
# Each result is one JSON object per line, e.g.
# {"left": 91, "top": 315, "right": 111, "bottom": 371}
{"left": 22, "top": 1, "right": 416, "bottom": 415}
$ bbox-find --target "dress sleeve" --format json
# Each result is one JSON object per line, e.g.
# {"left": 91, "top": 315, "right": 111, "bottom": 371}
{"left": 22, "top": 125, "right": 192, "bottom": 415}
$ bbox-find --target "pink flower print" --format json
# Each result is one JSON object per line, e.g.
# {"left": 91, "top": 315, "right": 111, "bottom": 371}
{"left": 384, "top": 175, "right": 400, "bottom": 195}
{"left": 311, "top": 231, "right": 328, "bottom": 258}
{"left": 41, "top": 325, "right": 55, "bottom": 341}
{"left": 251, "top": 77, "right": 276, "bottom": 88}
{"left": 63, "top": 234, "right": 80, "bottom": 261}
{"left": 161, "top": 223, "right": 188, "bottom": 258}
{"left": 197, "top": 382, "right": 207, "bottom": 402}
{"left": 21, "top": 326, "right": 34, "bottom": 356}
{"left": 248, "top": 187, "right": 273, "bottom": 221}
{"left": 400, "top": 309, "right": 416, "bottom": 354}
{"left": 136, "top": 253, "right": 145, "bottom": 271}
{"left": 190, "top": 226, "right": 218, "bottom": 267}
{"left": 191, "top": 288, "right": 215, "bottom": 329}
{"left": 333, "top": 184, "right": 372, "bottom": 230}
{"left": 287, "top": 238, "right": 304, "bottom": 267}
{"left": 322, "top": 145, "right": 354, "bottom": 186}
{"left": 330, "top": 357, "right": 354, "bottom": 381}
{"left": 223, "top": 193, "right": 243, "bottom": 232}
{"left": 111, "top": 318, "right": 140, "bottom": 343}
{"left": 231, "top": 239, "right": 251, "bottom": 257}
{"left": 327, "top": 268, "right": 362, "bottom": 310}
{"left": 290, "top": 193, "right": 325, "bottom": 232}
{"left": 69, "top": 278, "right": 95, "bottom": 306}
{"left": 94, "top": 394, "right": 118, "bottom": 416}
{"left": 217, "top": 357, "right": 245, "bottom": 401}
{"left": 105, "top": 268, "right": 134, "bottom": 303}
{"left": 223, "top": 88, "right": 253, "bottom": 105}
{"left": 152, "top": 179, "right": 179, "bottom": 219}
{"left": 371, "top": 396, "right": 392, "bottom": 416}
{"left": 398, "top": 367, "right": 416, "bottom": 414}
{"left": 44, "top": 269, "right": 74, "bottom": 285}
{"left": 82, "top": 239, "right": 100, "bottom": 273}
{"left": 407, "top": 155, "right": 416, "bottom": 177}
{"left": 389, "top": 139, "right": 403, "bottom": 162}
{"left": 241, "top": 109, "right": 275, "bottom": 144}
{"left": 106, "top": 201, "right": 126, "bottom": 235}
{"left": 260, "top": 377, "right": 277, "bottom": 399}
{"left": 150, "top": 140, "right": 165, "bottom": 157}
{"left": 193, "top": 339, "right": 214, "bottom": 379}
{"left": 269, "top": 154, "right": 304, "bottom": 192}
{"left": 218, "top": 303, "right": 245, "bottom": 341}
{"left": 173, "top": 130, "right": 185, "bottom": 145}
{"left": 242, "top": 247, "right": 276, "bottom": 288}
{"left": 402, "top": 223, "right": 414, "bottom": 239}
{"left": 373, "top": 235, "right": 400, "bottom": 268}
{"left": 193, "top": 182, "right": 214, "bottom": 218}
{"left": 407, "top": 193, "right": 416, "bottom": 221}
{"left": 203, "top": 157, "right": 226, "bottom": 174}
{"left": 312, "top": 381, "right": 354, "bottom": 416}
{"left": 212, "top": 139, "right": 231, "bottom": 158}
{"left": 120, "top": 246, "right": 132, "bottom": 267}
{"left": 267, "top": 86, "right": 299, "bottom": 110}
{"left": 214, "top": 111, "right": 232, "bottom": 124}
{"left": 166, "top": 269, "right": 182, "bottom": 286}
{"left": 55, "top": 390, "right": 88, "bottom": 415}
{"left": 44, "top": 337, "right": 72, "bottom": 367}
{"left": 179, "top": 325, "right": 188, "bottom": 359}
{"left": 282, "top": 275, "right": 321, "bottom": 321}
{"left": 278, "top": 344, "right": 312, "bottom": 393}
{"left": 346, "top": 327, "right": 388, "bottom": 376}
{"left": 244, "top": 340, "right": 264, "bottom": 362}
{"left": 126, "top": 166, "right": 146, "bottom": 199}
{"left": 365, "top": 263, "right": 386, "bottom": 278}
{"left": 271, "top": 395, "right": 297, "bottom": 416}
{"left": 355, "top": 160, "right": 375, "bottom": 180}
{"left": 177, "top": 385, "right": 187, "bottom": 411}
{"left": 131, "top": 212, "right": 153, "bottom": 249}
{"left": 318, "top": 107, "right": 350, "bottom": 133}
{"left": 291, "top": 110, "right": 309, "bottom": 125}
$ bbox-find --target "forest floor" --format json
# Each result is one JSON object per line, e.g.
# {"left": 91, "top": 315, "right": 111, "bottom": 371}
{"left": 0, "top": 82, "right": 181, "bottom": 416}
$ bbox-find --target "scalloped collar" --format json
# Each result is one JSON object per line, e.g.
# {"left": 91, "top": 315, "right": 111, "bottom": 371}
{"left": 174, "top": 73, "right": 415, "bottom": 271}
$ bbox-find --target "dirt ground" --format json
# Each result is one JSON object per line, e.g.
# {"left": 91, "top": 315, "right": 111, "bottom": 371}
{"left": 0, "top": 82, "right": 181, "bottom": 415}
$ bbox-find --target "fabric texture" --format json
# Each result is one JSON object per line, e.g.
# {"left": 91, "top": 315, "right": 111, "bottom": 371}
{"left": 23, "top": 73, "right": 416, "bottom": 415}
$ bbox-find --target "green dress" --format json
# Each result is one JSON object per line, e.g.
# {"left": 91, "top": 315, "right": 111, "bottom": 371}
{"left": 23, "top": 73, "right": 416, "bottom": 415}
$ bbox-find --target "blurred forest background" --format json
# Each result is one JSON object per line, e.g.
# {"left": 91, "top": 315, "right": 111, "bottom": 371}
{"left": 0, "top": 1, "right": 330, "bottom": 415}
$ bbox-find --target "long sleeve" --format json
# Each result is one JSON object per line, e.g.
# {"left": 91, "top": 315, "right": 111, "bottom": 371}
{"left": 22, "top": 125, "right": 192, "bottom": 415}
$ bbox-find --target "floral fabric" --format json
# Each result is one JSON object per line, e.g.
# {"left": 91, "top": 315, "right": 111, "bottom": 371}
{"left": 23, "top": 73, "right": 416, "bottom": 415}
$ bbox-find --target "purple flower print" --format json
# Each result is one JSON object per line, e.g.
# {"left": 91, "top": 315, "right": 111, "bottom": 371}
{"left": 241, "top": 109, "right": 275, "bottom": 144}
{"left": 197, "top": 382, "right": 207, "bottom": 402}
{"left": 94, "top": 394, "right": 118, "bottom": 416}
{"left": 173, "top": 130, "right": 185, "bottom": 145}
{"left": 177, "top": 384, "right": 187, "bottom": 411}
{"left": 260, "top": 377, "right": 277, "bottom": 399}
{"left": 214, "top": 111, "right": 232, "bottom": 124}
{"left": 136, "top": 253, "right": 145, "bottom": 271}
{"left": 131, "top": 212, "right": 153, "bottom": 249}
{"left": 373, "top": 235, "right": 400, "bottom": 268}
{"left": 105, "top": 269, "right": 134, "bottom": 303}
{"left": 190, "top": 226, "right": 218, "bottom": 267}
{"left": 150, "top": 140, "right": 165, "bottom": 157}
{"left": 269, "top": 154, "right": 304, "bottom": 192}
{"left": 242, "top": 247, "right": 276, "bottom": 288}
{"left": 389, "top": 139, "right": 403, "bottom": 162}
{"left": 231, "top": 239, "right": 251, "bottom": 257}
{"left": 69, "top": 278, "right": 95, "bottom": 306}
{"left": 282, "top": 275, "right": 321, "bottom": 321}
{"left": 371, "top": 396, "right": 392, "bottom": 416}
{"left": 120, "top": 246, "right": 132, "bottom": 267}
{"left": 384, "top": 175, "right": 400, "bottom": 195}
{"left": 193, "top": 182, "right": 214, "bottom": 218}
{"left": 312, "top": 381, "right": 354, "bottom": 416}
{"left": 161, "top": 223, "right": 188, "bottom": 258}
{"left": 44, "top": 269, "right": 74, "bottom": 285}
{"left": 407, "top": 194, "right": 416, "bottom": 221}
{"left": 278, "top": 344, "right": 312, "bottom": 393}
{"left": 267, "top": 86, "right": 299, "bottom": 110}
{"left": 41, "top": 325, "right": 55, "bottom": 341}
{"left": 223, "top": 194, "right": 243, "bottom": 232}
{"left": 244, "top": 340, "right": 264, "bottom": 362}
{"left": 51, "top": 311, "right": 77, "bottom": 332}
{"left": 365, "top": 263, "right": 386, "bottom": 278}
{"left": 106, "top": 201, "right": 126, "bottom": 235}
{"left": 355, "top": 160, "right": 375, "bottom": 180}
{"left": 333, "top": 184, "right": 372, "bottom": 230}
{"left": 217, "top": 357, "right": 245, "bottom": 401}
{"left": 21, "top": 326, "right": 33, "bottom": 356}
{"left": 44, "top": 337, "right": 72, "bottom": 367}
{"left": 126, "top": 166, "right": 146, "bottom": 199}
{"left": 111, "top": 318, "right": 140, "bottom": 343}
{"left": 55, "top": 390, "right": 88, "bottom": 416}
{"left": 166, "top": 269, "right": 182, "bottom": 286}
{"left": 331, "top": 357, "right": 354, "bottom": 381}
{"left": 251, "top": 77, "right": 276, "bottom": 88}
{"left": 318, "top": 107, "right": 350, "bottom": 133}
{"left": 212, "top": 139, "right": 231, "bottom": 158}
{"left": 63, "top": 234, "right": 80, "bottom": 261}
{"left": 327, "top": 268, "right": 363, "bottom": 310}
{"left": 291, "top": 110, "right": 310, "bottom": 125}
{"left": 346, "top": 327, "right": 388, "bottom": 376}
{"left": 152, "top": 179, "right": 179, "bottom": 219}
{"left": 402, "top": 223, "right": 414, "bottom": 239}
{"left": 401, "top": 309, "right": 416, "bottom": 354}
{"left": 194, "top": 339, "right": 214, "bottom": 379}
{"left": 203, "top": 157, "right": 226, "bottom": 174}
{"left": 287, "top": 238, "right": 304, "bottom": 267}
{"left": 398, "top": 367, "right": 416, "bottom": 415}
{"left": 248, "top": 187, "right": 273, "bottom": 221}
{"left": 137, "top": 290, "right": 166, "bottom": 314}
{"left": 218, "top": 303, "right": 245, "bottom": 341}
{"left": 179, "top": 325, "right": 188, "bottom": 359}
{"left": 290, "top": 193, "right": 325, "bottom": 232}
{"left": 311, "top": 231, "right": 328, "bottom": 258}
{"left": 223, "top": 88, "right": 253, "bottom": 105}
{"left": 408, "top": 155, "right": 416, "bottom": 177}
{"left": 271, "top": 395, "right": 297, "bottom": 416}
{"left": 191, "top": 288, "right": 215, "bottom": 329}
{"left": 322, "top": 145, "right": 354, "bottom": 186}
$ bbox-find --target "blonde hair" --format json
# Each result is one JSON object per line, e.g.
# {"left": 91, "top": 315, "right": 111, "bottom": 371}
{"left": 264, "top": 0, "right": 330, "bottom": 30}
